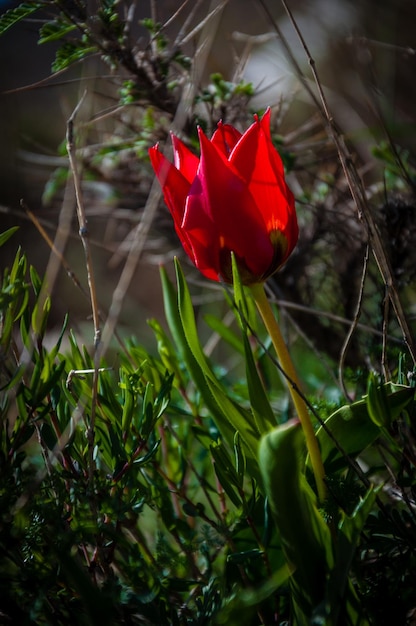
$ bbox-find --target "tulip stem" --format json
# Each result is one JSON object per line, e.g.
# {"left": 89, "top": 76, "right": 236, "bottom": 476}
{"left": 250, "top": 283, "right": 327, "bottom": 502}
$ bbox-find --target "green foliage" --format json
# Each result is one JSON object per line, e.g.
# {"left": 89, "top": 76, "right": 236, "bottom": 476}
{"left": 372, "top": 140, "right": 416, "bottom": 189}
{"left": 38, "top": 19, "right": 77, "bottom": 44}
{"left": 1, "top": 213, "right": 416, "bottom": 624}
{"left": 259, "top": 421, "right": 335, "bottom": 625}
{"left": 160, "top": 259, "right": 269, "bottom": 486}
{"left": 52, "top": 40, "right": 98, "bottom": 72}
{"left": 315, "top": 381, "right": 414, "bottom": 474}
{"left": 1, "top": 0, "right": 416, "bottom": 622}
{"left": 0, "top": 234, "right": 279, "bottom": 624}
{"left": 197, "top": 73, "right": 254, "bottom": 107}
{"left": 261, "top": 422, "right": 377, "bottom": 625}
{"left": 0, "top": 1, "right": 41, "bottom": 35}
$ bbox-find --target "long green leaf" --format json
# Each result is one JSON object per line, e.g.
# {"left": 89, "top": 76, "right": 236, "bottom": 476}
{"left": 160, "top": 262, "right": 262, "bottom": 481}
{"left": 160, "top": 263, "right": 238, "bottom": 444}
{"left": 242, "top": 331, "right": 277, "bottom": 434}
{"left": 259, "top": 420, "right": 333, "bottom": 624}
{"left": 231, "top": 254, "right": 276, "bottom": 434}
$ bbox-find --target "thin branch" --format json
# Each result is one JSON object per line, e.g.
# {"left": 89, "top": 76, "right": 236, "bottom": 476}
{"left": 256, "top": 0, "right": 416, "bottom": 364}
{"left": 338, "top": 244, "right": 370, "bottom": 399}
{"left": 278, "top": 0, "right": 416, "bottom": 365}
{"left": 66, "top": 91, "right": 101, "bottom": 349}
{"left": 178, "top": 0, "right": 229, "bottom": 46}
{"left": 381, "top": 286, "right": 391, "bottom": 382}
{"left": 100, "top": 0, "right": 227, "bottom": 357}
{"left": 66, "top": 92, "right": 101, "bottom": 500}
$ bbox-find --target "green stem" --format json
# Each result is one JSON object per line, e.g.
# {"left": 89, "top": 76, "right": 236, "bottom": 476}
{"left": 250, "top": 283, "right": 327, "bottom": 502}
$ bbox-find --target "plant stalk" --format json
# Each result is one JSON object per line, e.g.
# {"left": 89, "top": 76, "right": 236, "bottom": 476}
{"left": 250, "top": 283, "right": 327, "bottom": 502}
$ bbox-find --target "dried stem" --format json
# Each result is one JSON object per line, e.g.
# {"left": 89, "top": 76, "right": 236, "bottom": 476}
{"left": 338, "top": 244, "right": 370, "bottom": 398}
{"left": 66, "top": 92, "right": 101, "bottom": 504}
{"left": 66, "top": 91, "right": 101, "bottom": 350}
{"left": 256, "top": 0, "right": 416, "bottom": 365}
{"left": 278, "top": 0, "right": 416, "bottom": 365}
{"left": 101, "top": 0, "right": 226, "bottom": 356}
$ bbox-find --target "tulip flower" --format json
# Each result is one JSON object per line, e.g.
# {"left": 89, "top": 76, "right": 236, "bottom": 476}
{"left": 150, "top": 110, "right": 326, "bottom": 501}
{"left": 149, "top": 108, "right": 298, "bottom": 285}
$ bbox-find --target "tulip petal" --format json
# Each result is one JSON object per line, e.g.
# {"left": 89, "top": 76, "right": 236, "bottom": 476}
{"left": 171, "top": 134, "right": 199, "bottom": 184}
{"left": 211, "top": 122, "right": 242, "bottom": 158}
{"left": 183, "top": 128, "right": 275, "bottom": 281}
{"left": 259, "top": 108, "right": 285, "bottom": 177}
{"left": 148, "top": 145, "right": 190, "bottom": 225}
{"left": 230, "top": 110, "right": 298, "bottom": 254}
{"left": 148, "top": 144, "right": 195, "bottom": 261}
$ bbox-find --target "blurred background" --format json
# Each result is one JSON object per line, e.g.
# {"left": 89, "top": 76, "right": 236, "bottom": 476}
{"left": 0, "top": 0, "right": 415, "bottom": 376}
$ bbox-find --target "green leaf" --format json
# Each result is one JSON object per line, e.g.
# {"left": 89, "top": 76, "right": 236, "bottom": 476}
{"left": 35, "top": 359, "right": 67, "bottom": 406}
{"left": 230, "top": 256, "right": 276, "bottom": 434}
{"left": 315, "top": 383, "right": 414, "bottom": 474}
{"left": 42, "top": 166, "right": 69, "bottom": 206}
{"left": 366, "top": 372, "right": 391, "bottom": 428}
{"left": 148, "top": 318, "right": 185, "bottom": 387}
{"left": 0, "top": 226, "right": 19, "bottom": 247}
{"left": 122, "top": 385, "right": 135, "bottom": 432}
{"left": 216, "top": 564, "right": 291, "bottom": 625}
{"left": 233, "top": 431, "right": 245, "bottom": 489}
{"left": 259, "top": 420, "right": 333, "bottom": 624}
{"left": 0, "top": 2, "right": 41, "bottom": 36}
{"left": 29, "top": 264, "right": 43, "bottom": 297}
{"left": 38, "top": 19, "right": 77, "bottom": 44}
{"left": 0, "top": 363, "right": 26, "bottom": 392}
{"left": 210, "top": 439, "right": 242, "bottom": 508}
{"left": 52, "top": 41, "right": 97, "bottom": 73}
{"left": 231, "top": 252, "right": 250, "bottom": 326}
{"left": 242, "top": 330, "right": 276, "bottom": 434}
{"left": 161, "top": 260, "right": 263, "bottom": 483}
{"left": 10, "top": 247, "right": 26, "bottom": 283}
{"left": 141, "top": 381, "right": 157, "bottom": 437}
{"left": 133, "top": 439, "right": 161, "bottom": 467}
{"left": 174, "top": 261, "right": 255, "bottom": 436}
{"left": 203, "top": 313, "right": 244, "bottom": 355}
{"left": 48, "top": 313, "right": 69, "bottom": 360}
{"left": 31, "top": 295, "right": 51, "bottom": 338}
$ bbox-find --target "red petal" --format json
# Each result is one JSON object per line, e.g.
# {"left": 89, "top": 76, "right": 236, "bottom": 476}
{"left": 171, "top": 133, "right": 199, "bottom": 184}
{"left": 211, "top": 122, "right": 242, "bottom": 158}
{"left": 230, "top": 110, "right": 297, "bottom": 245}
{"left": 148, "top": 144, "right": 190, "bottom": 225}
{"left": 182, "top": 128, "right": 274, "bottom": 280}
{"left": 259, "top": 108, "right": 284, "bottom": 177}
{"left": 148, "top": 144, "right": 195, "bottom": 261}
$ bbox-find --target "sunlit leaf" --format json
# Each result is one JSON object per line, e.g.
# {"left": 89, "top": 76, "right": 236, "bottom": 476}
{"left": 315, "top": 383, "right": 414, "bottom": 474}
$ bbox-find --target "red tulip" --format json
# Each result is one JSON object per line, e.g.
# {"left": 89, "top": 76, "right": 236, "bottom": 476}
{"left": 149, "top": 108, "right": 298, "bottom": 284}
